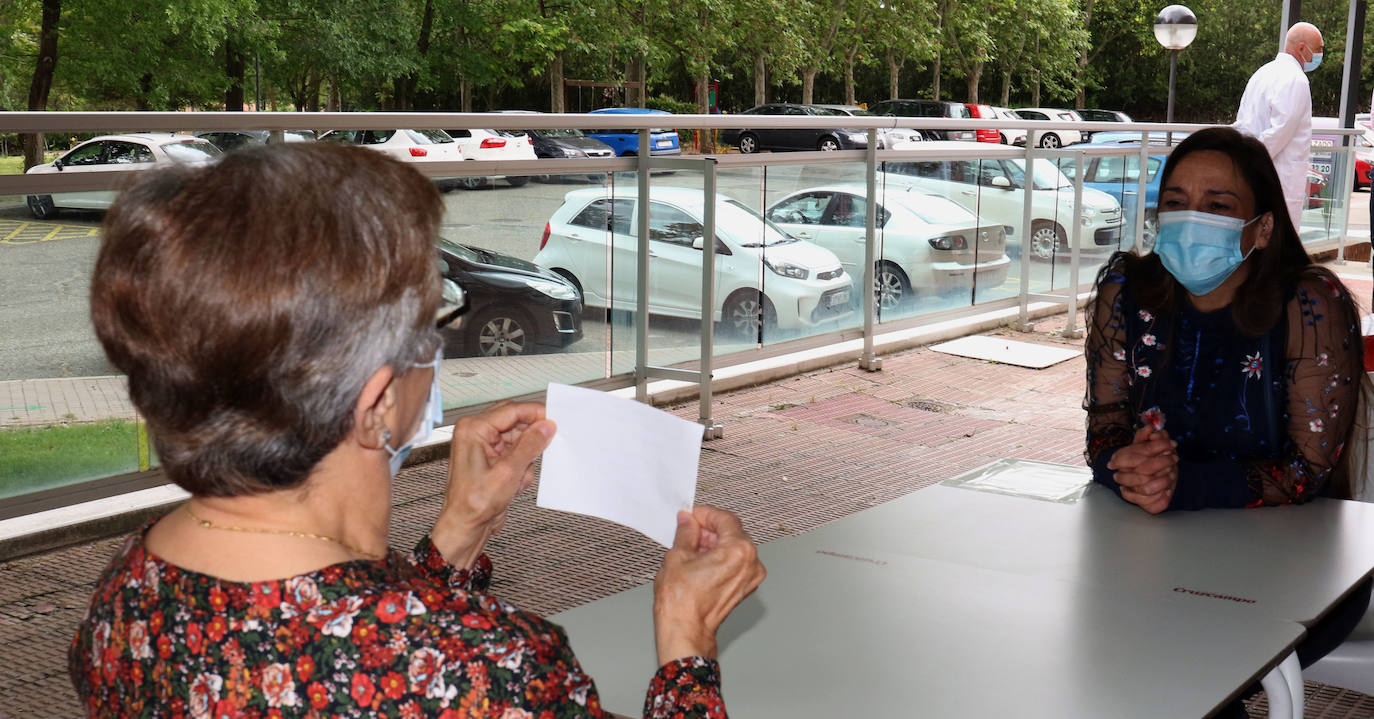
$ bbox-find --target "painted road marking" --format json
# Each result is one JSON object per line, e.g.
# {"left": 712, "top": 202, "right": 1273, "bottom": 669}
{"left": 0, "top": 219, "right": 100, "bottom": 246}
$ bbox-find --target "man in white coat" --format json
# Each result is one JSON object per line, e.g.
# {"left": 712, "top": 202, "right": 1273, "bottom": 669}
{"left": 1234, "top": 22, "right": 1324, "bottom": 227}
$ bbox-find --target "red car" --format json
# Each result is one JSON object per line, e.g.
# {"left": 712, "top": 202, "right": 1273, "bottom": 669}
{"left": 964, "top": 104, "right": 1002, "bottom": 144}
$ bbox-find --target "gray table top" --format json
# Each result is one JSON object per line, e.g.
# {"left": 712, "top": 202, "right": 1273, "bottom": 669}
{"left": 552, "top": 533, "right": 1304, "bottom": 718}
{"left": 804, "top": 472, "right": 1374, "bottom": 626}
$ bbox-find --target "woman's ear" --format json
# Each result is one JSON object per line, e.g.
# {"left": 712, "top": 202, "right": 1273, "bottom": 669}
{"left": 1254, "top": 211, "right": 1274, "bottom": 251}
{"left": 354, "top": 366, "right": 396, "bottom": 450}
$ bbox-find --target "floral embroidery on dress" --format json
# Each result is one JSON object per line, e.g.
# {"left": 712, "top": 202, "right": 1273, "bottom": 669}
{"left": 70, "top": 531, "right": 725, "bottom": 719}
{"left": 1310, "top": 419, "right": 1325, "bottom": 433}
{"left": 1113, "top": 348, "right": 1126, "bottom": 362}
{"left": 1138, "top": 310, "right": 1153, "bottom": 322}
{"left": 1136, "top": 365, "right": 1152, "bottom": 378}
{"left": 1142, "top": 334, "right": 1157, "bottom": 347}
{"left": 1241, "top": 352, "right": 1263, "bottom": 379}
{"left": 1317, "top": 352, "right": 1330, "bottom": 367}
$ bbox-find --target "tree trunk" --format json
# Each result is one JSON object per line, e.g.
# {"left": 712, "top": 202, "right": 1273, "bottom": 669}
{"left": 135, "top": 73, "right": 153, "bottom": 111}
{"left": 550, "top": 51, "right": 565, "bottom": 112}
{"left": 966, "top": 61, "right": 982, "bottom": 103}
{"left": 754, "top": 53, "right": 766, "bottom": 106}
{"left": 225, "top": 37, "right": 245, "bottom": 111}
{"left": 327, "top": 76, "right": 340, "bottom": 112}
{"left": 626, "top": 56, "right": 646, "bottom": 107}
{"left": 1075, "top": 0, "right": 1094, "bottom": 109}
{"left": 696, "top": 70, "right": 714, "bottom": 153}
{"left": 844, "top": 47, "right": 858, "bottom": 105}
{"left": 460, "top": 75, "right": 472, "bottom": 112}
{"left": 1032, "top": 75, "right": 1041, "bottom": 106}
{"left": 1000, "top": 70, "right": 1011, "bottom": 106}
{"left": 23, "top": 0, "right": 59, "bottom": 170}
{"left": 306, "top": 70, "right": 322, "bottom": 112}
{"left": 802, "top": 69, "right": 817, "bottom": 105}
{"left": 887, "top": 49, "right": 903, "bottom": 100}
{"left": 931, "top": 52, "right": 941, "bottom": 100}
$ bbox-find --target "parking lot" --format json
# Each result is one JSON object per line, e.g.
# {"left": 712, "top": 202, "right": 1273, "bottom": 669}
{"left": 0, "top": 161, "right": 1277, "bottom": 382}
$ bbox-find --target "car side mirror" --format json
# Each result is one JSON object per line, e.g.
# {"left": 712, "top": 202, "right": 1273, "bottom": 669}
{"left": 991, "top": 176, "right": 1011, "bottom": 189}
{"left": 692, "top": 236, "right": 705, "bottom": 250}
{"left": 53, "top": 158, "right": 63, "bottom": 171}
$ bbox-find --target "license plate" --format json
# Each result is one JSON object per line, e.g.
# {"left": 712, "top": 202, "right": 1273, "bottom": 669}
{"left": 828, "top": 289, "right": 850, "bottom": 307}
{"left": 655, "top": 140, "right": 672, "bottom": 148}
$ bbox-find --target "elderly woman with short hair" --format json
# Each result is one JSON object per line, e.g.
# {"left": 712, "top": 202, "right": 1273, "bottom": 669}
{"left": 70, "top": 143, "right": 764, "bottom": 718}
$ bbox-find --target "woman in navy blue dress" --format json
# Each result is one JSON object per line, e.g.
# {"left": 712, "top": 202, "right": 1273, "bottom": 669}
{"left": 1085, "top": 126, "right": 1364, "bottom": 513}
{"left": 1084, "top": 128, "right": 1369, "bottom": 707}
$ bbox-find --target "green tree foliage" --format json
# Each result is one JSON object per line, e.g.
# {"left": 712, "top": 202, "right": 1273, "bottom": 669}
{"left": 1, "top": 0, "right": 1372, "bottom": 122}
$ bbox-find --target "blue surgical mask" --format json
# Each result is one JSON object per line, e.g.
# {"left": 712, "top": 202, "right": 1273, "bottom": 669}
{"left": 1154, "top": 210, "right": 1260, "bottom": 297}
{"left": 384, "top": 349, "right": 444, "bottom": 477}
{"left": 1304, "top": 51, "right": 1323, "bottom": 73}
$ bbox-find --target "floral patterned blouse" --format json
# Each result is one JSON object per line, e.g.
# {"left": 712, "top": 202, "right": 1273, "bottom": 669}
{"left": 70, "top": 526, "right": 724, "bottom": 718}
{"left": 1084, "top": 260, "right": 1362, "bottom": 509}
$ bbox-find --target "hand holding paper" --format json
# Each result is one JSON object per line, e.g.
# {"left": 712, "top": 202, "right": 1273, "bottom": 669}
{"left": 537, "top": 383, "right": 703, "bottom": 547}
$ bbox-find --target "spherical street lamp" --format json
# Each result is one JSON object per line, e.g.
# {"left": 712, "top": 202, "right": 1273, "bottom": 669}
{"left": 1154, "top": 5, "right": 1197, "bottom": 125}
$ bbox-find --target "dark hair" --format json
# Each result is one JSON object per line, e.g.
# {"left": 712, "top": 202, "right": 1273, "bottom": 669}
{"left": 91, "top": 143, "right": 443, "bottom": 497}
{"left": 1119, "top": 126, "right": 1313, "bottom": 336}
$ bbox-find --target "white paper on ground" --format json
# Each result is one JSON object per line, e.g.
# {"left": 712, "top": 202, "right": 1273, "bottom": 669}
{"left": 930, "top": 335, "right": 1080, "bottom": 369}
{"left": 538, "top": 382, "right": 701, "bottom": 547}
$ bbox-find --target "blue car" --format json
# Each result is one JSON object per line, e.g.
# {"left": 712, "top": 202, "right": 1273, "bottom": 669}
{"left": 1055, "top": 143, "right": 1168, "bottom": 249}
{"left": 584, "top": 108, "right": 683, "bottom": 157}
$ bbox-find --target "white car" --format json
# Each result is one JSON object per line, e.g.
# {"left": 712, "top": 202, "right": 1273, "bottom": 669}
{"left": 1013, "top": 107, "right": 1086, "bottom": 148}
{"left": 765, "top": 184, "right": 1011, "bottom": 309}
{"left": 23, "top": 133, "right": 221, "bottom": 219}
{"left": 991, "top": 107, "right": 1027, "bottom": 146}
{"left": 810, "top": 104, "right": 924, "bottom": 149}
{"left": 881, "top": 149, "right": 1124, "bottom": 262}
{"left": 443, "top": 128, "right": 539, "bottom": 188}
{"left": 533, "top": 187, "right": 855, "bottom": 336}
{"left": 317, "top": 129, "right": 466, "bottom": 189}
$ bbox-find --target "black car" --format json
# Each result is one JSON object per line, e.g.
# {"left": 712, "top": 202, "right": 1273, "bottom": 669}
{"left": 437, "top": 240, "right": 583, "bottom": 357}
{"left": 523, "top": 128, "right": 616, "bottom": 161}
{"left": 194, "top": 130, "right": 317, "bottom": 152}
{"left": 719, "top": 103, "right": 870, "bottom": 153}
{"left": 867, "top": 100, "right": 977, "bottom": 142}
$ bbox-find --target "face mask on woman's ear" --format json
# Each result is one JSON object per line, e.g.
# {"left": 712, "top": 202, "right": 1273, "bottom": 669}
{"left": 1154, "top": 210, "right": 1261, "bottom": 296}
{"left": 383, "top": 349, "right": 444, "bottom": 478}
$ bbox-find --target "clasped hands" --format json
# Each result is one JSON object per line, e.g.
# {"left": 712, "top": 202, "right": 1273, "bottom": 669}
{"left": 430, "top": 401, "right": 766, "bottom": 666}
{"left": 1107, "top": 425, "right": 1178, "bottom": 514}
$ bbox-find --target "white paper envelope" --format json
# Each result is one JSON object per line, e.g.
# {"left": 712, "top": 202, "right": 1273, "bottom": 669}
{"left": 537, "top": 383, "right": 701, "bottom": 547}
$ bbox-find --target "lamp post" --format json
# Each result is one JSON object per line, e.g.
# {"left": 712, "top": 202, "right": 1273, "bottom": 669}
{"left": 1154, "top": 5, "right": 1198, "bottom": 130}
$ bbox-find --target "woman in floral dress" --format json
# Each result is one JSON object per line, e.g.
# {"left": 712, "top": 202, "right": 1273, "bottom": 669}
{"left": 1083, "top": 127, "right": 1368, "bottom": 712}
{"left": 70, "top": 143, "right": 765, "bottom": 718}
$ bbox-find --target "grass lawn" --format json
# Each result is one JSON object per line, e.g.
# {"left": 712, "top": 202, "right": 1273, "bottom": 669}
{"left": 0, "top": 420, "right": 146, "bottom": 498}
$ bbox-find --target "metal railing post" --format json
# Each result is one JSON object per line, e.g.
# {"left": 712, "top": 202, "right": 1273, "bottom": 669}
{"left": 1133, "top": 131, "right": 1150, "bottom": 254}
{"left": 1017, "top": 131, "right": 1038, "bottom": 330}
{"left": 1064, "top": 148, "right": 1085, "bottom": 339}
{"left": 634, "top": 129, "right": 652, "bottom": 402}
{"left": 699, "top": 159, "right": 723, "bottom": 438}
{"left": 860, "top": 128, "right": 882, "bottom": 371}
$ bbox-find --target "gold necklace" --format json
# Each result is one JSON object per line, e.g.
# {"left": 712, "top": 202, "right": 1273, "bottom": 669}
{"left": 183, "top": 504, "right": 384, "bottom": 561}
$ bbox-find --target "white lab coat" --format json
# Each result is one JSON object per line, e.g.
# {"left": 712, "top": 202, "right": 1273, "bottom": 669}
{"left": 1234, "top": 52, "right": 1311, "bottom": 226}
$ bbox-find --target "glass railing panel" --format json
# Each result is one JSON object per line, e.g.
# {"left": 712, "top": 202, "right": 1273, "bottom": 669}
{"left": 1299, "top": 142, "right": 1351, "bottom": 249}
{"left": 605, "top": 172, "right": 640, "bottom": 379}
{"left": 753, "top": 160, "right": 866, "bottom": 345}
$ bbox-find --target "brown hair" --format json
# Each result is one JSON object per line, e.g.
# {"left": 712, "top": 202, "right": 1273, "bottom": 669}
{"left": 91, "top": 143, "right": 443, "bottom": 497}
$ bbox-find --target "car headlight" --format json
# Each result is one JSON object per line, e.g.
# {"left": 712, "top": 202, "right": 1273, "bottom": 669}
{"left": 1081, "top": 207, "right": 1097, "bottom": 218}
{"left": 524, "top": 278, "right": 580, "bottom": 300}
{"left": 763, "top": 257, "right": 809, "bottom": 280}
{"left": 562, "top": 147, "right": 587, "bottom": 158}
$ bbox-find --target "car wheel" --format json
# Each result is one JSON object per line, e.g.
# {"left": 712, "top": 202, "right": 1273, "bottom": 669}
{"left": 465, "top": 307, "right": 537, "bottom": 357}
{"left": 722, "top": 290, "right": 777, "bottom": 341}
{"left": 1039, "top": 133, "right": 1061, "bottom": 149}
{"left": 1029, "top": 222, "right": 1065, "bottom": 261}
{"left": 817, "top": 136, "right": 841, "bottom": 151}
{"left": 874, "top": 262, "right": 912, "bottom": 312}
{"left": 506, "top": 176, "right": 530, "bottom": 187}
{"left": 738, "top": 133, "right": 760, "bottom": 154}
{"left": 999, "top": 133, "right": 1009, "bottom": 145}
{"left": 459, "top": 175, "right": 488, "bottom": 190}
{"left": 26, "top": 195, "right": 57, "bottom": 220}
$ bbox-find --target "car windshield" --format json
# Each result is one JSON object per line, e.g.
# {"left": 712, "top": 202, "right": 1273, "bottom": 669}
{"left": 905, "top": 195, "right": 974, "bottom": 225}
{"left": 1008, "top": 159, "right": 1073, "bottom": 191}
{"left": 535, "top": 128, "right": 585, "bottom": 138}
{"left": 406, "top": 129, "right": 454, "bottom": 145}
{"left": 813, "top": 107, "right": 863, "bottom": 117}
{"left": 160, "top": 140, "right": 221, "bottom": 161}
{"left": 721, "top": 199, "right": 796, "bottom": 247}
{"left": 439, "top": 240, "right": 483, "bottom": 263}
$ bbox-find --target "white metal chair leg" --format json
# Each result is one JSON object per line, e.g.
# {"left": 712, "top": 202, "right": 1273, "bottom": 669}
{"left": 1277, "top": 652, "right": 1303, "bottom": 719}
{"left": 1259, "top": 651, "right": 1303, "bottom": 719}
